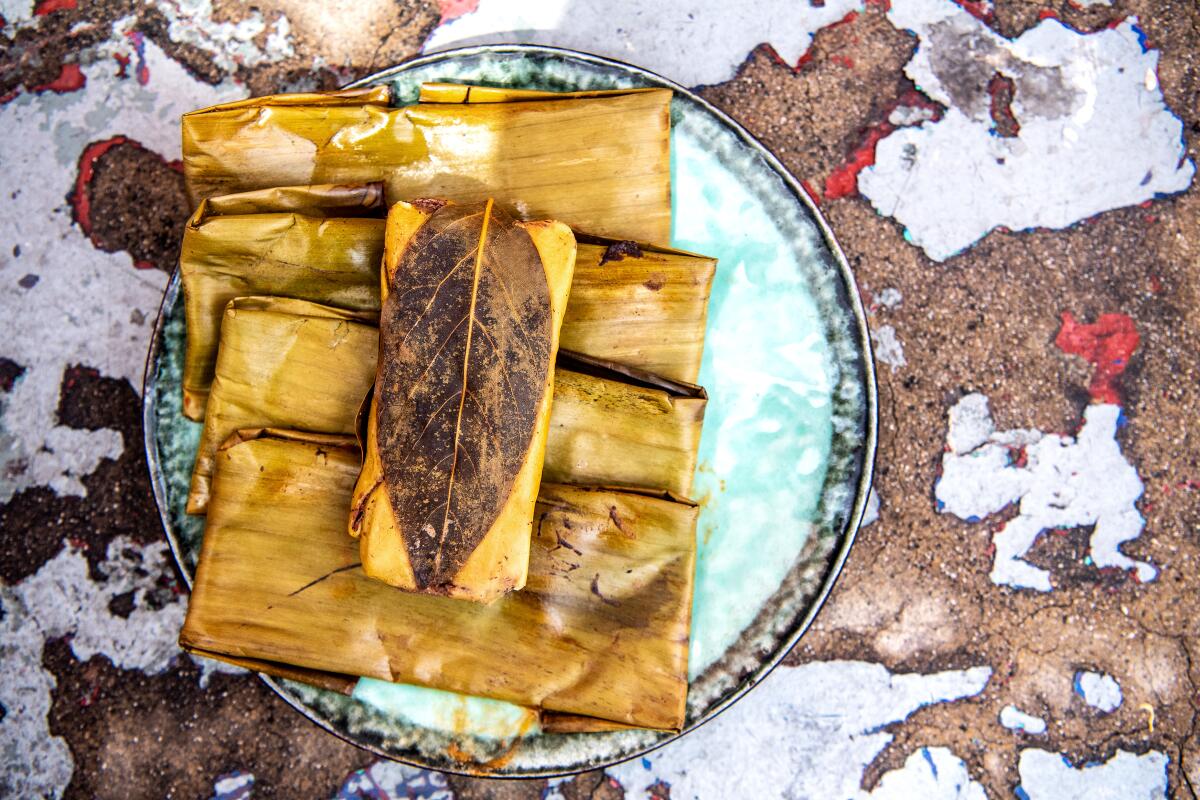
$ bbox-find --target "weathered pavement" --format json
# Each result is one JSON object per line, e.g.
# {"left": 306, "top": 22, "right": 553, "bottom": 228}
{"left": 0, "top": 1, "right": 1196, "bottom": 797}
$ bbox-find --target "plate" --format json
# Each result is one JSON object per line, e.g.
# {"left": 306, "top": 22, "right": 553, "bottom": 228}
{"left": 143, "top": 45, "right": 877, "bottom": 776}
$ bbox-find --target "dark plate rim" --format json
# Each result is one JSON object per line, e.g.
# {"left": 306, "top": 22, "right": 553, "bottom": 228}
{"left": 142, "top": 42, "right": 878, "bottom": 779}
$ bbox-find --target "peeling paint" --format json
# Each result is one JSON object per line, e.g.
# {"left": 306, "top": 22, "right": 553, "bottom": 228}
{"left": 1017, "top": 748, "right": 1168, "bottom": 799}
{"left": 861, "top": 746, "right": 988, "bottom": 798}
{"left": 1074, "top": 670, "right": 1122, "bottom": 713}
{"left": 871, "top": 324, "right": 907, "bottom": 371}
{"left": 333, "top": 761, "right": 451, "bottom": 799}
{"left": 210, "top": 770, "right": 254, "bottom": 800}
{"left": 935, "top": 394, "right": 1152, "bottom": 590}
{"left": 0, "top": 537, "right": 184, "bottom": 797}
{"left": 606, "top": 661, "right": 991, "bottom": 798}
{"left": 422, "top": 0, "right": 867, "bottom": 86}
{"left": 0, "top": 27, "right": 241, "bottom": 502}
{"left": 858, "top": 0, "right": 1194, "bottom": 261}
{"left": 1001, "top": 704, "right": 1048, "bottom": 734}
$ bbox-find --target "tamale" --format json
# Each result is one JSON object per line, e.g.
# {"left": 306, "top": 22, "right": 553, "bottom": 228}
{"left": 185, "top": 298, "right": 377, "bottom": 515}
{"left": 349, "top": 199, "right": 576, "bottom": 603}
{"left": 180, "top": 183, "right": 386, "bottom": 420}
{"left": 562, "top": 236, "right": 717, "bottom": 384}
{"left": 181, "top": 85, "right": 671, "bottom": 242}
{"left": 546, "top": 352, "right": 706, "bottom": 497}
{"left": 180, "top": 431, "right": 695, "bottom": 731}
{"left": 183, "top": 298, "right": 705, "bottom": 513}
{"left": 182, "top": 87, "right": 401, "bottom": 205}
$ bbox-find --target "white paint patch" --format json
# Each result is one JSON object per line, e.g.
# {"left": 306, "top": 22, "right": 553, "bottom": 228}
{"left": 155, "top": 0, "right": 295, "bottom": 73}
{"left": 1001, "top": 704, "right": 1048, "bottom": 734}
{"left": 0, "top": 0, "right": 33, "bottom": 27}
{"left": 210, "top": 770, "right": 254, "bottom": 800}
{"left": 333, "top": 762, "right": 451, "bottom": 800}
{"left": 935, "top": 394, "right": 1152, "bottom": 591}
{"left": 873, "top": 287, "right": 904, "bottom": 309}
{"left": 607, "top": 660, "right": 991, "bottom": 798}
{"left": 862, "top": 487, "right": 881, "bottom": 526}
{"left": 1017, "top": 748, "right": 1168, "bottom": 799}
{"left": 871, "top": 324, "right": 907, "bottom": 371}
{"left": 0, "top": 30, "right": 243, "bottom": 502}
{"left": 862, "top": 747, "right": 988, "bottom": 799}
{"left": 423, "top": 0, "right": 866, "bottom": 87}
{"left": 1075, "top": 670, "right": 1123, "bottom": 713}
{"left": 0, "top": 538, "right": 187, "bottom": 798}
{"left": 858, "top": 0, "right": 1194, "bottom": 261}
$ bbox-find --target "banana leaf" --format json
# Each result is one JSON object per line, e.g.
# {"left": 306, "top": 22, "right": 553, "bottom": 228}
{"left": 180, "top": 430, "right": 695, "bottom": 731}
{"left": 562, "top": 236, "right": 716, "bottom": 384}
{"left": 181, "top": 85, "right": 671, "bottom": 243}
{"left": 184, "top": 305, "right": 705, "bottom": 515}
{"left": 180, "top": 185, "right": 386, "bottom": 420}
{"left": 418, "top": 83, "right": 663, "bottom": 103}
{"left": 546, "top": 352, "right": 706, "bottom": 497}
{"left": 185, "top": 298, "right": 377, "bottom": 515}
{"left": 182, "top": 88, "right": 401, "bottom": 205}
{"left": 349, "top": 199, "right": 577, "bottom": 603}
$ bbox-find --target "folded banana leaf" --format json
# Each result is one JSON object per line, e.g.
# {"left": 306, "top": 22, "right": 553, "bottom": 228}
{"left": 182, "top": 87, "right": 401, "bottom": 205}
{"left": 179, "top": 185, "right": 386, "bottom": 420}
{"left": 184, "top": 305, "right": 704, "bottom": 514}
{"left": 185, "top": 298, "right": 377, "bottom": 515}
{"left": 546, "top": 352, "right": 706, "bottom": 497}
{"left": 562, "top": 236, "right": 717, "bottom": 384}
{"left": 181, "top": 84, "right": 671, "bottom": 243}
{"left": 418, "top": 83, "right": 664, "bottom": 103}
{"left": 350, "top": 199, "right": 576, "bottom": 603}
{"left": 180, "top": 431, "right": 695, "bottom": 731}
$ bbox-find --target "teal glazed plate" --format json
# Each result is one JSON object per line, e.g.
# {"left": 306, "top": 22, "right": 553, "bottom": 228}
{"left": 143, "top": 45, "right": 877, "bottom": 776}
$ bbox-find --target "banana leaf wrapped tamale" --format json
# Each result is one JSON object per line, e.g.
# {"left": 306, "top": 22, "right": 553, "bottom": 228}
{"left": 182, "top": 87, "right": 398, "bottom": 206}
{"left": 179, "top": 183, "right": 385, "bottom": 420}
{"left": 185, "top": 297, "right": 377, "bottom": 515}
{"left": 180, "top": 431, "right": 695, "bottom": 731}
{"left": 185, "top": 298, "right": 704, "bottom": 515}
{"left": 181, "top": 196, "right": 715, "bottom": 416}
{"left": 349, "top": 199, "right": 576, "bottom": 603}
{"left": 182, "top": 84, "right": 671, "bottom": 243}
{"left": 547, "top": 352, "right": 706, "bottom": 497}
{"left": 562, "top": 237, "right": 716, "bottom": 384}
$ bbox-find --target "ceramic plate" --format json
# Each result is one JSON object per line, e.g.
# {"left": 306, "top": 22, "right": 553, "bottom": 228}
{"left": 143, "top": 45, "right": 876, "bottom": 776}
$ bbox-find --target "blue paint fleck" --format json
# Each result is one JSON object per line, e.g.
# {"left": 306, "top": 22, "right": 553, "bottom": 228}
{"left": 1015, "top": 787, "right": 1032, "bottom": 800}
{"left": 642, "top": 757, "right": 653, "bottom": 770}
{"left": 922, "top": 747, "right": 939, "bottom": 779}
{"left": 1116, "top": 408, "right": 1129, "bottom": 428}
{"left": 1073, "top": 671, "right": 1086, "bottom": 698}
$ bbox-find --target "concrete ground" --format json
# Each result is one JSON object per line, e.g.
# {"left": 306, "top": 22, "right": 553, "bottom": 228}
{"left": 0, "top": 0, "right": 1197, "bottom": 797}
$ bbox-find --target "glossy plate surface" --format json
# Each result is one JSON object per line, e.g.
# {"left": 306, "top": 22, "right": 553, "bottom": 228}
{"left": 143, "top": 45, "right": 876, "bottom": 776}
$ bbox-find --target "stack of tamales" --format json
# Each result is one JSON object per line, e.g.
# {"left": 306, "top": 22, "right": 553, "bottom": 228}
{"left": 176, "top": 84, "right": 718, "bottom": 737}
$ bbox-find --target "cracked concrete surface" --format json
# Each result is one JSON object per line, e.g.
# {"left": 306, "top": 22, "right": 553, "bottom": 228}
{"left": 0, "top": 0, "right": 1197, "bottom": 797}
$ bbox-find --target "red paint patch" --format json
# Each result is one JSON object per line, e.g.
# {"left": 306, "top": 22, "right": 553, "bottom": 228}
{"left": 70, "top": 136, "right": 131, "bottom": 236}
{"left": 1055, "top": 312, "right": 1139, "bottom": 405}
{"left": 830, "top": 54, "right": 855, "bottom": 68}
{"left": 952, "top": 0, "right": 995, "bottom": 23}
{"left": 34, "top": 0, "right": 76, "bottom": 14}
{"left": 1038, "top": 8, "right": 1060, "bottom": 20}
{"left": 437, "top": 0, "right": 479, "bottom": 23}
{"left": 33, "top": 63, "right": 86, "bottom": 94}
{"left": 822, "top": 89, "right": 942, "bottom": 201}
{"left": 114, "top": 52, "right": 130, "bottom": 79}
{"left": 824, "top": 125, "right": 892, "bottom": 200}
{"left": 865, "top": 0, "right": 892, "bottom": 10}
